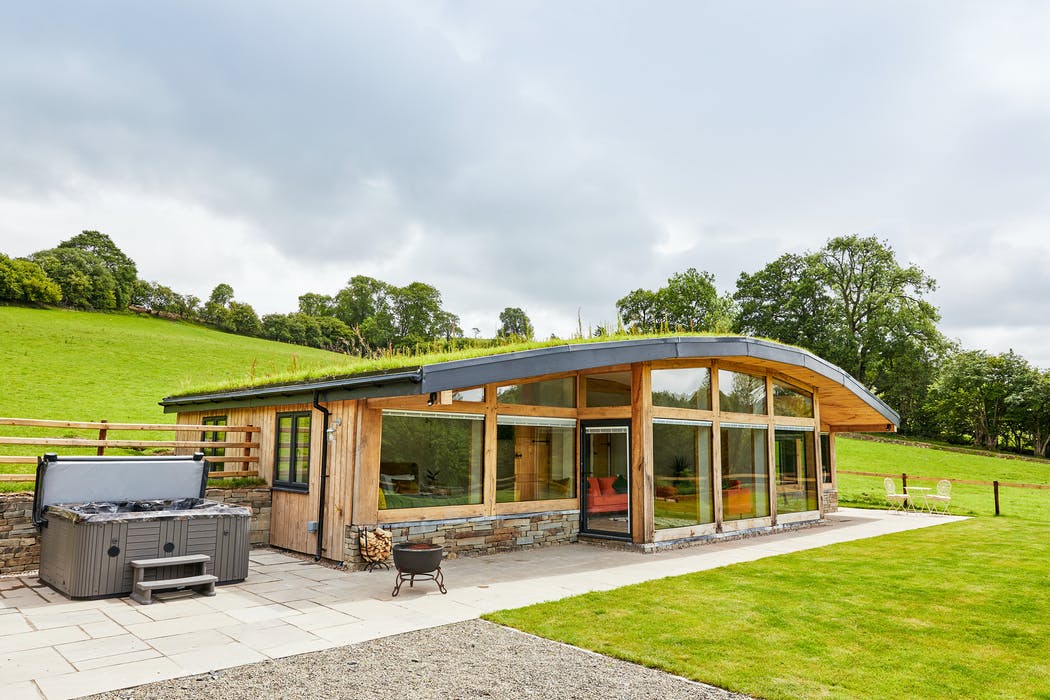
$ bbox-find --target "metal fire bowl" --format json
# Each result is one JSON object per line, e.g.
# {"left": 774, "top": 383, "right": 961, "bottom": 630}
{"left": 392, "top": 543, "right": 443, "bottom": 574}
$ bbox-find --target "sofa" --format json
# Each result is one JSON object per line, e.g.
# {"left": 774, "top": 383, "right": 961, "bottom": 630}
{"left": 586, "top": 476, "right": 629, "bottom": 513}
{"left": 722, "top": 479, "right": 753, "bottom": 516}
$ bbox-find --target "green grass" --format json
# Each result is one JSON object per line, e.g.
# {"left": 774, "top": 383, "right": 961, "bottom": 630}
{"left": 837, "top": 436, "right": 1050, "bottom": 521}
{"left": 487, "top": 517, "right": 1050, "bottom": 699}
{"left": 0, "top": 306, "right": 347, "bottom": 489}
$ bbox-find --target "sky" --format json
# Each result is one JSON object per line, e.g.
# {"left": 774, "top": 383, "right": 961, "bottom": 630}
{"left": 2, "top": 2, "right": 1049, "bottom": 366}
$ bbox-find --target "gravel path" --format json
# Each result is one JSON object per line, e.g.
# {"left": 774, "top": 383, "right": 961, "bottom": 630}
{"left": 88, "top": 619, "right": 751, "bottom": 700}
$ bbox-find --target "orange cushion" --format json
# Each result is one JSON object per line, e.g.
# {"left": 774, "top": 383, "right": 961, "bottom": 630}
{"left": 597, "top": 476, "right": 617, "bottom": 495}
{"left": 587, "top": 477, "right": 601, "bottom": 493}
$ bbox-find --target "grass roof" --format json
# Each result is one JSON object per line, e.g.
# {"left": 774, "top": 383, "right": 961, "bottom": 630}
{"left": 169, "top": 332, "right": 740, "bottom": 398}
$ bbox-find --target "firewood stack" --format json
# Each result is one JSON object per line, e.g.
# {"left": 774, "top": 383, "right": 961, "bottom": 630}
{"left": 359, "top": 527, "right": 392, "bottom": 564}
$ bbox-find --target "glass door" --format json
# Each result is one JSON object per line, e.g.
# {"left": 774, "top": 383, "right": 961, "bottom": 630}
{"left": 580, "top": 421, "right": 631, "bottom": 538}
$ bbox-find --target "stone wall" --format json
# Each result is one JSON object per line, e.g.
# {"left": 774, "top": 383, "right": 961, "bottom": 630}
{"left": 205, "top": 487, "right": 272, "bottom": 545}
{"left": 344, "top": 510, "right": 578, "bottom": 568}
{"left": 823, "top": 488, "right": 839, "bottom": 513}
{"left": 0, "top": 488, "right": 272, "bottom": 575}
{"left": 0, "top": 493, "right": 36, "bottom": 575}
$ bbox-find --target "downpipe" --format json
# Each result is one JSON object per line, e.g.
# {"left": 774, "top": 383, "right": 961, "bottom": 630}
{"left": 313, "top": 391, "right": 331, "bottom": 562}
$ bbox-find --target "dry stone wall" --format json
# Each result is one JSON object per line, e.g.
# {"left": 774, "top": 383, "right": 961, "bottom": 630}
{"left": 344, "top": 510, "right": 578, "bottom": 569}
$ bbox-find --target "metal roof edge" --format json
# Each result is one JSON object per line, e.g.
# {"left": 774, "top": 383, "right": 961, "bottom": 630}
{"left": 160, "top": 369, "right": 423, "bottom": 407}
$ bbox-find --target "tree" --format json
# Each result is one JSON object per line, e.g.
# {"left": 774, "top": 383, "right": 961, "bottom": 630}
{"left": 734, "top": 252, "right": 832, "bottom": 353}
{"left": 392, "top": 282, "right": 444, "bottom": 347}
{"left": 297, "top": 293, "right": 334, "bottom": 317}
{"left": 201, "top": 283, "right": 234, "bottom": 328}
{"left": 57, "top": 231, "right": 137, "bottom": 309}
{"left": 616, "top": 268, "right": 728, "bottom": 333}
{"left": 497, "top": 307, "right": 534, "bottom": 339}
{"left": 226, "top": 301, "right": 261, "bottom": 336}
{"left": 29, "top": 247, "right": 118, "bottom": 310}
{"left": 0, "top": 255, "right": 62, "bottom": 304}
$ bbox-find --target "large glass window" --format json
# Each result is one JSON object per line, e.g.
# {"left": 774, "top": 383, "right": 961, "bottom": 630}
{"left": 585, "top": 371, "right": 631, "bottom": 407}
{"left": 496, "top": 416, "right": 576, "bottom": 502}
{"left": 653, "top": 419, "right": 714, "bottom": 529}
{"left": 652, "top": 368, "right": 711, "bottom": 410}
{"left": 719, "top": 370, "right": 767, "bottom": 414}
{"left": 201, "top": 415, "right": 227, "bottom": 472}
{"left": 820, "top": 433, "right": 832, "bottom": 484}
{"left": 775, "top": 428, "right": 819, "bottom": 513}
{"left": 379, "top": 411, "right": 484, "bottom": 510}
{"left": 773, "top": 381, "right": 814, "bottom": 418}
{"left": 497, "top": 377, "right": 575, "bottom": 408}
{"left": 274, "top": 412, "right": 311, "bottom": 491}
{"left": 720, "top": 424, "right": 769, "bottom": 521}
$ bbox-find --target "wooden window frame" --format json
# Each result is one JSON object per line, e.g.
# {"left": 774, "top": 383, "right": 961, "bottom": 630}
{"left": 274, "top": 411, "right": 311, "bottom": 492}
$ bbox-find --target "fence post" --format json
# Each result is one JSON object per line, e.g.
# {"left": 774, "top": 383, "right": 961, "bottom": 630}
{"left": 96, "top": 419, "right": 108, "bottom": 456}
{"left": 994, "top": 480, "right": 1000, "bottom": 516}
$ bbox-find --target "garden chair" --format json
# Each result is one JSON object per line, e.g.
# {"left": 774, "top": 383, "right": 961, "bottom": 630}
{"left": 884, "top": 477, "right": 908, "bottom": 512}
{"left": 924, "top": 479, "right": 952, "bottom": 514}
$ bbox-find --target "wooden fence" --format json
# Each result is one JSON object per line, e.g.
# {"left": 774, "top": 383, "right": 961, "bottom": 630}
{"left": 838, "top": 469, "right": 1050, "bottom": 516}
{"left": 0, "top": 417, "right": 261, "bottom": 482}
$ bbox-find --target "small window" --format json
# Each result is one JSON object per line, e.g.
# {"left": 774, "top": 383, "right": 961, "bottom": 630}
{"left": 274, "top": 411, "right": 311, "bottom": 491}
{"left": 497, "top": 377, "right": 576, "bottom": 408}
{"left": 718, "top": 369, "right": 767, "bottom": 414}
{"left": 652, "top": 367, "right": 711, "bottom": 410}
{"left": 820, "top": 433, "right": 832, "bottom": 484}
{"left": 201, "top": 415, "right": 227, "bottom": 472}
{"left": 773, "top": 381, "right": 814, "bottom": 418}
{"left": 585, "top": 371, "right": 631, "bottom": 407}
{"left": 452, "top": 387, "right": 485, "bottom": 402}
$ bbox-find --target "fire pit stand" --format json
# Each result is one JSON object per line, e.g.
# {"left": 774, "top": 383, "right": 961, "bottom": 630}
{"left": 391, "top": 542, "right": 447, "bottom": 596}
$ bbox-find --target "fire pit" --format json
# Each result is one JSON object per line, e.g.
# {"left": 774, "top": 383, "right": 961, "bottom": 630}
{"left": 391, "top": 542, "right": 446, "bottom": 596}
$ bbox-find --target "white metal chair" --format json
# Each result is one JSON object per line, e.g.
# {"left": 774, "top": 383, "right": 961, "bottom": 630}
{"left": 924, "top": 479, "right": 952, "bottom": 514}
{"left": 884, "top": 477, "right": 909, "bottom": 512}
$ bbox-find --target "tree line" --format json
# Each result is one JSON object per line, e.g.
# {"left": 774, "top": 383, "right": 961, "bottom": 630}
{"left": 3, "top": 231, "right": 1048, "bottom": 456}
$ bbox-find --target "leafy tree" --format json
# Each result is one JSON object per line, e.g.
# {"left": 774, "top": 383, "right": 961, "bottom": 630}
{"left": 497, "top": 307, "right": 534, "bottom": 339}
{"left": 0, "top": 255, "right": 62, "bottom": 303}
{"left": 298, "top": 293, "right": 334, "bottom": 317}
{"left": 57, "top": 231, "right": 137, "bottom": 309}
{"left": 616, "top": 289, "right": 658, "bottom": 332}
{"left": 29, "top": 247, "right": 118, "bottom": 309}
{"left": 226, "top": 301, "right": 261, "bottom": 336}
{"left": 393, "top": 282, "right": 444, "bottom": 346}
{"left": 334, "top": 276, "right": 396, "bottom": 350}
{"left": 201, "top": 283, "right": 234, "bottom": 327}
{"left": 616, "top": 268, "right": 728, "bottom": 333}
{"left": 734, "top": 253, "right": 832, "bottom": 352}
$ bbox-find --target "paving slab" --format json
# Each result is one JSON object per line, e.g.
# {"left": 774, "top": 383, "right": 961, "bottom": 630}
{"left": 0, "top": 507, "right": 964, "bottom": 699}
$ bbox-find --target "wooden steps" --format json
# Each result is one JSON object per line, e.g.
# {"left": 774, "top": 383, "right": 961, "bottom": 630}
{"left": 129, "top": 554, "right": 217, "bottom": 605}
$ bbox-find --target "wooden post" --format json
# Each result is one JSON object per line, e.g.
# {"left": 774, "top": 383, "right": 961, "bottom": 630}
{"left": 97, "top": 419, "right": 108, "bottom": 455}
{"left": 994, "top": 480, "right": 1000, "bottom": 516}
{"left": 901, "top": 472, "right": 908, "bottom": 508}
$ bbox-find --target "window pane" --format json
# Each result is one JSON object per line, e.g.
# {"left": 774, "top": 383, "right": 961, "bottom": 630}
{"left": 775, "top": 429, "right": 818, "bottom": 513}
{"left": 496, "top": 422, "right": 576, "bottom": 502}
{"left": 585, "top": 371, "right": 631, "bottom": 407}
{"left": 720, "top": 425, "right": 769, "bottom": 521}
{"left": 652, "top": 368, "right": 711, "bottom": 410}
{"left": 452, "top": 387, "right": 485, "bottom": 402}
{"left": 497, "top": 378, "right": 576, "bottom": 408}
{"left": 719, "top": 369, "right": 767, "bottom": 414}
{"left": 380, "top": 413, "right": 484, "bottom": 509}
{"left": 275, "top": 414, "right": 309, "bottom": 488}
{"left": 653, "top": 422, "right": 714, "bottom": 529}
{"left": 820, "top": 433, "right": 832, "bottom": 483}
{"left": 773, "top": 381, "right": 814, "bottom": 418}
{"left": 201, "top": 415, "right": 227, "bottom": 461}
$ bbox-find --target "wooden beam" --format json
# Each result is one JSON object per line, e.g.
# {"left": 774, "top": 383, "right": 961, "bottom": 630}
{"left": 0, "top": 437, "right": 258, "bottom": 449}
{"left": 631, "top": 362, "right": 654, "bottom": 544}
{"left": 0, "top": 474, "right": 33, "bottom": 482}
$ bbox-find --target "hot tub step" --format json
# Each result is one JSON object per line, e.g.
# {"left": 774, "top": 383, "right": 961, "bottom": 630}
{"left": 131, "top": 573, "right": 218, "bottom": 604}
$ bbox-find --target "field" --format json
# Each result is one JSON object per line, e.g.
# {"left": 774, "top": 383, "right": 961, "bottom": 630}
{"left": 0, "top": 306, "right": 349, "bottom": 488}
{"left": 836, "top": 436, "right": 1050, "bottom": 521}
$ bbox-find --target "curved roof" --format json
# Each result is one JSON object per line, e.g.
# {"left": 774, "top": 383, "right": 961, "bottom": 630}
{"left": 161, "top": 336, "right": 898, "bottom": 430}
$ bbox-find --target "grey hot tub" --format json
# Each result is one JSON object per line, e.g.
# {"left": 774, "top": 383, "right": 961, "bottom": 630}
{"left": 33, "top": 453, "right": 251, "bottom": 599}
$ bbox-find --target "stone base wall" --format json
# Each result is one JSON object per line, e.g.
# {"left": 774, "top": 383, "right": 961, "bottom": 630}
{"left": 0, "top": 488, "right": 272, "bottom": 575}
{"left": 823, "top": 488, "right": 839, "bottom": 513}
{"left": 345, "top": 510, "right": 578, "bottom": 568}
{"left": 205, "top": 487, "right": 272, "bottom": 545}
{"left": 0, "top": 493, "right": 36, "bottom": 575}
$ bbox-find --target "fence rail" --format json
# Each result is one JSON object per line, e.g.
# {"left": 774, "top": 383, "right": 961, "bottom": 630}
{"left": 838, "top": 469, "right": 1050, "bottom": 515}
{"left": 0, "top": 416, "right": 261, "bottom": 483}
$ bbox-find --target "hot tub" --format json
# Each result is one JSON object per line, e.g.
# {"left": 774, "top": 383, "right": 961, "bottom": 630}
{"left": 33, "top": 453, "right": 251, "bottom": 599}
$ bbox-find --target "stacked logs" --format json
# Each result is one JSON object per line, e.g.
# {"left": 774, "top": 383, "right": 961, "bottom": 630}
{"left": 359, "top": 527, "right": 393, "bottom": 563}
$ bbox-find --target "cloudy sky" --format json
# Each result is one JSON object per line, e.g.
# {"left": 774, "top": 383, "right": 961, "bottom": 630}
{"left": 2, "top": 2, "right": 1049, "bottom": 365}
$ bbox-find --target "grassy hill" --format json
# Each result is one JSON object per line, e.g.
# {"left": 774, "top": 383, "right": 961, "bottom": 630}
{"left": 0, "top": 306, "right": 349, "bottom": 423}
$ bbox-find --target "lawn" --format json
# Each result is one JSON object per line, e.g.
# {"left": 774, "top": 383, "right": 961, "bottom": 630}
{"left": 836, "top": 436, "right": 1050, "bottom": 522}
{"left": 487, "top": 517, "right": 1050, "bottom": 699}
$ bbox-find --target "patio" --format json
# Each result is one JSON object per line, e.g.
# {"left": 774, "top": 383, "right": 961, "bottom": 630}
{"left": 1, "top": 508, "right": 964, "bottom": 700}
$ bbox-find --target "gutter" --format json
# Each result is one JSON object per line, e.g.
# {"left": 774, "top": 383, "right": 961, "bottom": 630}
{"left": 312, "top": 391, "right": 331, "bottom": 562}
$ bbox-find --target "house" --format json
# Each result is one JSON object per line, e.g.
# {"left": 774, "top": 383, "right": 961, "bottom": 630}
{"left": 161, "top": 336, "right": 898, "bottom": 564}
